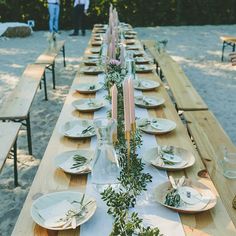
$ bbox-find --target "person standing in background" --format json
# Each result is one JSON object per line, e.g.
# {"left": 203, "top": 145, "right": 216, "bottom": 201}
{"left": 47, "top": 0, "right": 60, "bottom": 34}
{"left": 69, "top": 0, "right": 90, "bottom": 36}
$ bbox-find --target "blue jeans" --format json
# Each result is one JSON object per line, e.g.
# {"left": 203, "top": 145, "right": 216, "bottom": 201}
{"left": 48, "top": 3, "right": 60, "bottom": 33}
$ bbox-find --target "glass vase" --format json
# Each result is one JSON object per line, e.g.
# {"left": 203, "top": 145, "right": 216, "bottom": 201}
{"left": 91, "top": 118, "right": 120, "bottom": 192}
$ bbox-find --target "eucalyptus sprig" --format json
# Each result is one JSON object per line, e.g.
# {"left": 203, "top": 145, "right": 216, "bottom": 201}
{"left": 100, "top": 57, "right": 162, "bottom": 235}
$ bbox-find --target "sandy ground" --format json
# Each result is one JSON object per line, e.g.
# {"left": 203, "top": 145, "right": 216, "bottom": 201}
{"left": 0, "top": 25, "right": 236, "bottom": 235}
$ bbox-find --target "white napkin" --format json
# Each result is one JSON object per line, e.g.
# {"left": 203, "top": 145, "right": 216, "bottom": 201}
{"left": 38, "top": 200, "right": 75, "bottom": 228}
{"left": 65, "top": 125, "right": 84, "bottom": 136}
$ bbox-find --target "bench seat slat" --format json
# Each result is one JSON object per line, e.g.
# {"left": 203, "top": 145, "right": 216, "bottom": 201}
{"left": 0, "top": 122, "right": 21, "bottom": 171}
{"left": 184, "top": 110, "right": 236, "bottom": 227}
{"left": 143, "top": 40, "right": 208, "bottom": 111}
{"left": 0, "top": 64, "right": 46, "bottom": 119}
{"left": 35, "top": 40, "right": 65, "bottom": 65}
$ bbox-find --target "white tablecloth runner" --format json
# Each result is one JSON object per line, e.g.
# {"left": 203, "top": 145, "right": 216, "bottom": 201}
{"left": 80, "top": 76, "right": 185, "bottom": 236}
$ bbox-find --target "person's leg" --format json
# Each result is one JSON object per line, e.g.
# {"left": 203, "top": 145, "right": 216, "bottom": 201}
{"left": 48, "top": 4, "right": 54, "bottom": 32}
{"left": 78, "top": 5, "right": 85, "bottom": 36}
{"left": 70, "top": 5, "right": 79, "bottom": 35}
{"left": 81, "top": 5, "right": 86, "bottom": 36}
{"left": 54, "top": 4, "right": 60, "bottom": 33}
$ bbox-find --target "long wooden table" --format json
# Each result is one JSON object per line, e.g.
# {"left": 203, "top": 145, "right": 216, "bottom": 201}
{"left": 12, "top": 31, "right": 236, "bottom": 236}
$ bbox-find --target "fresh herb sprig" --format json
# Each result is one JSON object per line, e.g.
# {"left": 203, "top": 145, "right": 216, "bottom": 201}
{"left": 71, "top": 154, "right": 88, "bottom": 169}
{"left": 100, "top": 59, "right": 162, "bottom": 236}
{"left": 82, "top": 126, "right": 94, "bottom": 135}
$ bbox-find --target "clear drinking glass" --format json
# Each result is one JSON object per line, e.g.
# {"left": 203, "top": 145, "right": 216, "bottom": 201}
{"left": 91, "top": 118, "right": 120, "bottom": 192}
{"left": 125, "top": 51, "right": 136, "bottom": 79}
{"left": 219, "top": 145, "right": 236, "bottom": 179}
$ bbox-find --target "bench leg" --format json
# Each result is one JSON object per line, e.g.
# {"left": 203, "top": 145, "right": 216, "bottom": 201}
{"left": 160, "top": 69, "right": 164, "bottom": 80}
{"left": 42, "top": 71, "right": 48, "bottom": 101}
{"left": 13, "top": 140, "right": 18, "bottom": 187}
{"left": 221, "top": 41, "right": 226, "bottom": 62}
{"left": 52, "top": 62, "right": 56, "bottom": 89}
{"left": 26, "top": 114, "right": 32, "bottom": 155}
{"left": 62, "top": 45, "right": 66, "bottom": 67}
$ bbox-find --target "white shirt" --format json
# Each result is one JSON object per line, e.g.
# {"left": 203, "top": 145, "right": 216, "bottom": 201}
{"left": 74, "top": 0, "right": 89, "bottom": 10}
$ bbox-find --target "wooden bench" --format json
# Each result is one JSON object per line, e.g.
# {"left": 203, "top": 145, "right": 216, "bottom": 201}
{"left": 184, "top": 110, "right": 236, "bottom": 226}
{"left": 0, "top": 64, "right": 47, "bottom": 155}
{"left": 229, "top": 52, "right": 236, "bottom": 66}
{"left": 35, "top": 40, "right": 66, "bottom": 89}
{"left": 143, "top": 40, "right": 208, "bottom": 111}
{"left": 0, "top": 122, "right": 21, "bottom": 186}
{"left": 220, "top": 36, "right": 236, "bottom": 61}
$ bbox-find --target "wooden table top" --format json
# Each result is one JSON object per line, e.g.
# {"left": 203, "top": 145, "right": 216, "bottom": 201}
{"left": 12, "top": 34, "right": 236, "bottom": 236}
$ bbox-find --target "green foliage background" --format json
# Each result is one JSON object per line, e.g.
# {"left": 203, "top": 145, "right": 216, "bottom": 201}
{"left": 0, "top": 0, "right": 236, "bottom": 30}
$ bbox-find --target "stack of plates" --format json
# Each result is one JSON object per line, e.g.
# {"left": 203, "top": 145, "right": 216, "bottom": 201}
{"left": 72, "top": 98, "right": 105, "bottom": 112}
{"left": 153, "top": 179, "right": 217, "bottom": 213}
{"left": 75, "top": 82, "right": 103, "bottom": 94}
{"left": 134, "top": 79, "right": 160, "bottom": 91}
{"left": 135, "top": 95, "right": 165, "bottom": 108}
{"left": 137, "top": 117, "right": 176, "bottom": 134}
{"left": 142, "top": 146, "right": 195, "bottom": 170}
{"left": 61, "top": 119, "right": 95, "bottom": 138}
{"left": 55, "top": 149, "right": 94, "bottom": 174}
{"left": 31, "top": 191, "right": 96, "bottom": 230}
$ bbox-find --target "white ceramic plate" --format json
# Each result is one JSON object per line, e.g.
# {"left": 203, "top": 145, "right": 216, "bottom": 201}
{"left": 135, "top": 57, "right": 152, "bottom": 64}
{"left": 82, "top": 66, "right": 104, "bottom": 75}
{"left": 126, "top": 45, "right": 141, "bottom": 51}
{"left": 135, "top": 95, "right": 165, "bottom": 108}
{"left": 125, "top": 30, "right": 137, "bottom": 35}
{"left": 136, "top": 65, "right": 154, "bottom": 73}
{"left": 75, "top": 82, "right": 103, "bottom": 94}
{"left": 134, "top": 79, "right": 160, "bottom": 91}
{"left": 55, "top": 149, "right": 94, "bottom": 174}
{"left": 132, "top": 50, "right": 144, "bottom": 57}
{"left": 83, "top": 59, "right": 100, "bottom": 66}
{"left": 72, "top": 98, "right": 104, "bottom": 112}
{"left": 125, "top": 39, "right": 135, "bottom": 45}
{"left": 88, "top": 54, "right": 100, "bottom": 59}
{"left": 125, "top": 34, "right": 136, "bottom": 39}
{"left": 31, "top": 191, "right": 96, "bottom": 230}
{"left": 142, "top": 146, "right": 195, "bottom": 170}
{"left": 91, "top": 41, "right": 102, "bottom": 47}
{"left": 137, "top": 117, "right": 176, "bottom": 134}
{"left": 153, "top": 179, "right": 216, "bottom": 213}
{"left": 61, "top": 119, "right": 95, "bottom": 138}
{"left": 90, "top": 48, "right": 100, "bottom": 54}
{"left": 93, "top": 29, "right": 106, "bottom": 34}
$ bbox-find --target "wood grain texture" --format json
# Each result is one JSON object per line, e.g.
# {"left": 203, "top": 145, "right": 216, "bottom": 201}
{"left": 184, "top": 110, "right": 236, "bottom": 228}
{"left": 0, "top": 122, "right": 21, "bottom": 171}
{"left": 12, "top": 35, "right": 236, "bottom": 236}
{"left": 143, "top": 40, "right": 208, "bottom": 111}
{"left": 0, "top": 64, "right": 46, "bottom": 119}
{"left": 35, "top": 41, "right": 65, "bottom": 64}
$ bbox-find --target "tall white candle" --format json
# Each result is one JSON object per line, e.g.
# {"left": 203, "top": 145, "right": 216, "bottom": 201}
{"left": 111, "top": 84, "right": 117, "bottom": 121}
{"left": 128, "top": 77, "right": 135, "bottom": 124}
{"left": 123, "top": 79, "right": 131, "bottom": 132}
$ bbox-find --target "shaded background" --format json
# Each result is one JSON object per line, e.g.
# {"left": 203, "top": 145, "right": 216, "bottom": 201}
{"left": 0, "top": 0, "right": 236, "bottom": 30}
